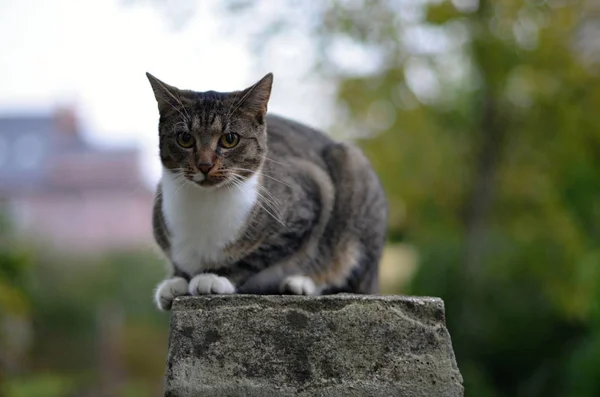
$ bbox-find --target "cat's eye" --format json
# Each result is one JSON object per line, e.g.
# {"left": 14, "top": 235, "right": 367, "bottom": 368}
{"left": 219, "top": 133, "right": 240, "bottom": 149}
{"left": 176, "top": 132, "right": 195, "bottom": 148}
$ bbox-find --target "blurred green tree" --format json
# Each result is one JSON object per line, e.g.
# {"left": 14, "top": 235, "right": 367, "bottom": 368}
{"left": 0, "top": 213, "right": 33, "bottom": 384}
{"left": 24, "top": 250, "right": 169, "bottom": 396}
{"left": 1, "top": 234, "right": 169, "bottom": 396}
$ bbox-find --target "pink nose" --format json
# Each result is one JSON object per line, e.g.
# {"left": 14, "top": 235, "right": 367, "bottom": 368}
{"left": 198, "top": 163, "right": 214, "bottom": 175}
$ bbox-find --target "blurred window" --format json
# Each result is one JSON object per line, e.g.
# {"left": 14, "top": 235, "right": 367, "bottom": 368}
{"left": 15, "top": 133, "right": 43, "bottom": 170}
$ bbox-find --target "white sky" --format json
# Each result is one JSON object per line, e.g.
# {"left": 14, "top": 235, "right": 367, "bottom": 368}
{"left": 0, "top": 0, "right": 333, "bottom": 185}
{"left": 0, "top": 0, "right": 453, "bottom": 187}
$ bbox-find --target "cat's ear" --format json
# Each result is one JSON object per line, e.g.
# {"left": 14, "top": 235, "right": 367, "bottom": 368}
{"left": 146, "top": 72, "right": 184, "bottom": 114}
{"left": 239, "top": 73, "right": 273, "bottom": 117}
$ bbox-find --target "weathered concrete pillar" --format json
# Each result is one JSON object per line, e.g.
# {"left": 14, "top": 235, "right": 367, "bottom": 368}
{"left": 165, "top": 295, "right": 463, "bottom": 397}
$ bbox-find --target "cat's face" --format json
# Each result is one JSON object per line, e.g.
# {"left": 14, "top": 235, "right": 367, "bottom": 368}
{"left": 147, "top": 73, "right": 273, "bottom": 189}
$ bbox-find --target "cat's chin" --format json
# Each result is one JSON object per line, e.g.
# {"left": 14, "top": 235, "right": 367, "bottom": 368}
{"left": 186, "top": 172, "right": 227, "bottom": 189}
{"left": 192, "top": 178, "right": 227, "bottom": 189}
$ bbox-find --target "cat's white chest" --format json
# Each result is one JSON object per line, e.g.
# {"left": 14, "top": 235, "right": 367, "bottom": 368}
{"left": 160, "top": 169, "right": 258, "bottom": 275}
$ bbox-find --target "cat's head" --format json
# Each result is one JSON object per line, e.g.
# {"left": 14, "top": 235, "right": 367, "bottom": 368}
{"left": 146, "top": 72, "right": 273, "bottom": 189}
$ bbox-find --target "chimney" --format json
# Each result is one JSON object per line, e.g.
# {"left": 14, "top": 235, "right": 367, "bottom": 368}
{"left": 54, "top": 105, "right": 79, "bottom": 136}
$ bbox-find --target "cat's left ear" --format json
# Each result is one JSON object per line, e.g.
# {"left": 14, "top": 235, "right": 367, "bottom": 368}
{"left": 240, "top": 73, "right": 273, "bottom": 118}
{"left": 146, "top": 72, "right": 184, "bottom": 115}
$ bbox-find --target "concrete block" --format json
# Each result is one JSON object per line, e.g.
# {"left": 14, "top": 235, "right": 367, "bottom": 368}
{"left": 165, "top": 294, "right": 463, "bottom": 396}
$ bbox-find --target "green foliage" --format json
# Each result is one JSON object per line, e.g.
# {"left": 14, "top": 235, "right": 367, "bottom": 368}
{"left": 1, "top": 374, "right": 74, "bottom": 397}
{"left": 426, "top": 2, "right": 462, "bottom": 25}
{"left": 0, "top": 214, "right": 32, "bottom": 317}
{"left": 0, "top": 233, "right": 169, "bottom": 396}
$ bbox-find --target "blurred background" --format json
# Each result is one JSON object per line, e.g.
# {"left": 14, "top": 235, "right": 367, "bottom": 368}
{"left": 0, "top": 0, "right": 599, "bottom": 396}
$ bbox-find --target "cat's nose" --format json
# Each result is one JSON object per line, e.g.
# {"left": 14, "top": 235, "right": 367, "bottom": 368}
{"left": 197, "top": 163, "right": 214, "bottom": 175}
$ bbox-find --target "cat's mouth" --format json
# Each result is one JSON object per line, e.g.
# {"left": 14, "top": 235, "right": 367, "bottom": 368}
{"left": 184, "top": 169, "right": 252, "bottom": 189}
{"left": 189, "top": 172, "right": 229, "bottom": 188}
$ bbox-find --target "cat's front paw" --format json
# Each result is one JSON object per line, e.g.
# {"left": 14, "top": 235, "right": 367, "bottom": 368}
{"left": 189, "top": 273, "right": 236, "bottom": 295}
{"left": 280, "top": 275, "right": 317, "bottom": 295}
{"left": 155, "top": 277, "right": 189, "bottom": 311}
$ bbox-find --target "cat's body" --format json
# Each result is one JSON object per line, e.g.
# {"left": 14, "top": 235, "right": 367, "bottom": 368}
{"left": 147, "top": 73, "right": 387, "bottom": 310}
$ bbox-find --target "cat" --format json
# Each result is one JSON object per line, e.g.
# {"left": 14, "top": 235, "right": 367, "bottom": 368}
{"left": 146, "top": 72, "right": 388, "bottom": 310}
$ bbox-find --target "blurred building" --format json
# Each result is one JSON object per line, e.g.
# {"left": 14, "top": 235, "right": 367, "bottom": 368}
{"left": 0, "top": 107, "right": 154, "bottom": 252}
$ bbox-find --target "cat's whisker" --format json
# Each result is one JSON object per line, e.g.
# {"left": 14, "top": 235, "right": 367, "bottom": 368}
{"left": 223, "top": 178, "right": 260, "bottom": 240}
{"left": 257, "top": 186, "right": 281, "bottom": 206}
{"left": 253, "top": 181, "right": 281, "bottom": 205}
{"left": 255, "top": 193, "right": 284, "bottom": 224}
{"left": 166, "top": 168, "right": 186, "bottom": 176}
{"left": 229, "top": 174, "right": 286, "bottom": 229}
{"left": 258, "top": 172, "right": 294, "bottom": 189}
{"left": 151, "top": 76, "right": 192, "bottom": 123}
{"left": 156, "top": 93, "right": 190, "bottom": 123}
{"left": 223, "top": 91, "right": 243, "bottom": 124}
{"left": 229, "top": 173, "right": 273, "bottom": 208}
{"left": 223, "top": 169, "right": 281, "bottom": 205}
{"left": 222, "top": 166, "right": 282, "bottom": 179}
{"left": 226, "top": 167, "right": 294, "bottom": 188}
{"left": 228, "top": 175, "right": 262, "bottom": 210}
{"left": 224, "top": 80, "right": 261, "bottom": 124}
{"left": 261, "top": 155, "right": 288, "bottom": 167}
{"left": 171, "top": 172, "right": 192, "bottom": 199}
{"left": 254, "top": 190, "right": 281, "bottom": 217}
{"left": 230, "top": 172, "right": 281, "bottom": 212}
{"left": 253, "top": 196, "right": 286, "bottom": 229}
{"left": 179, "top": 96, "right": 192, "bottom": 121}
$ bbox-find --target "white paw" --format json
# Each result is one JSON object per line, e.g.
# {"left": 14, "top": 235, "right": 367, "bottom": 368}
{"left": 155, "top": 277, "right": 189, "bottom": 311}
{"left": 281, "top": 275, "right": 316, "bottom": 295}
{"left": 188, "top": 273, "right": 236, "bottom": 295}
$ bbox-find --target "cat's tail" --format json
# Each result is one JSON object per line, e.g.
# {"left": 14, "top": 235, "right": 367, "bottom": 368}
{"left": 318, "top": 142, "right": 388, "bottom": 294}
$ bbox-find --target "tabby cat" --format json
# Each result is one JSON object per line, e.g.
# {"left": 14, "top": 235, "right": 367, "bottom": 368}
{"left": 147, "top": 72, "right": 387, "bottom": 310}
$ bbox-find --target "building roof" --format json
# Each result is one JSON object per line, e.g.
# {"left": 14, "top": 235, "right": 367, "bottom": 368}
{"left": 0, "top": 108, "right": 148, "bottom": 195}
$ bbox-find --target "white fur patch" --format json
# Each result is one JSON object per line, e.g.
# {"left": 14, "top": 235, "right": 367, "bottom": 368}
{"left": 281, "top": 275, "right": 317, "bottom": 295}
{"left": 192, "top": 173, "right": 205, "bottom": 182}
{"left": 155, "top": 277, "right": 189, "bottom": 311}
{"left": 161, "top": 168, "right": 258, "bottom": 275}
{"left": 189, "top": 273, "right": 236, "bottom": 295}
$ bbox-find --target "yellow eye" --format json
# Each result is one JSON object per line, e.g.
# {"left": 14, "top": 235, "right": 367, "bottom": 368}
{"left": 219, "top": 133, "right": 240, "bottom": 149}
{"left": 176, "top": 132, "right": 195, "bottom": 148}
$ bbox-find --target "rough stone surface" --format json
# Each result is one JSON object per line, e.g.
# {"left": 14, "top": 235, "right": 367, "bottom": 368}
{"left": 164, "top": 294, "right": 464, "bottom": 397}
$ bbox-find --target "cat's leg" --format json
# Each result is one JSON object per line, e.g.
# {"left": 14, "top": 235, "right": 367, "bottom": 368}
{"left": 152, "top": 188, "right": 192, "bottom": 310}
{"left": 155, "top": 272, "right": 235, "bottom": 309}
{"left": 237, "top": 261, "right": 321, "bottom": 296}
{"left": 154, "top": 277, "right": 189, "bottom": 311}
{"left": 188, "top": 273, "right": 236, "bottom": 295}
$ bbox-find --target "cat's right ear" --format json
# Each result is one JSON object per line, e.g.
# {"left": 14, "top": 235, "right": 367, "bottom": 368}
{"left": 239, "top": 73, "right": 274, "bottom": 119}
{"left": 146, "top": 72, "right": 183, "bottom": 114}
